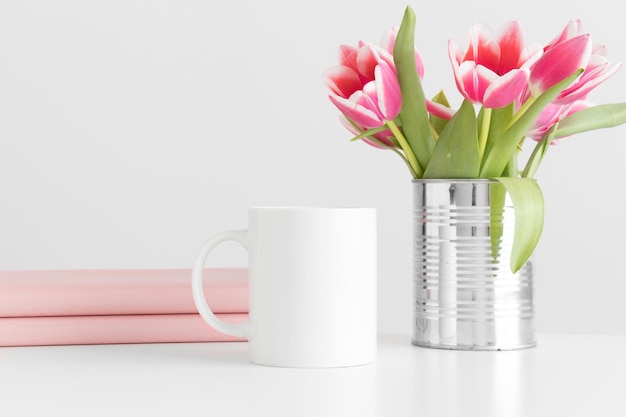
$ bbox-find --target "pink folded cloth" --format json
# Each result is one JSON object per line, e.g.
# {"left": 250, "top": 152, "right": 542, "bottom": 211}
{"left": 0, "top": 313, "right": 248, "bottom": 347}
{"left": 0, "top": 268, "right": 248, "bottom": 317}
{"left": 0, "top": 269, "right": 249, "bottom": 346}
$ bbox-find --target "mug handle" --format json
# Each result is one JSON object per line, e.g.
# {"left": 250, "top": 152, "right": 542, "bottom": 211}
{"left": 191, "top": 230, "right": 250, "bottom": 339}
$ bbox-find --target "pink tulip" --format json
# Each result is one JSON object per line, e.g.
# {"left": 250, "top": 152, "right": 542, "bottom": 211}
{"left": 516, "top": 20, "right": 620, "bottom": 127}
{"left": 539, "top": 20, "right": 621, "bottom": 104}
{"left": 323, "top": 28, "right": 452, "bottom": 148}
{"left": 556, "top": 46, "right": 622, "bottom": 104}
{"left": 526, "top": 19, "right": 622, "bottom": 102}
{"left": 526, "top": 100, "right": 592, "bottom": 142}
{"left": 323, "top": 35, "right": 404, "bottom": 132}
{"left": 327, "top": 58, "right": 402, "bottom": 129}
{"left": 448, "top": 21, "right": 541, "bottom": 108}
{"left": 528, "top": 34, "right": 591, "bottom": 98}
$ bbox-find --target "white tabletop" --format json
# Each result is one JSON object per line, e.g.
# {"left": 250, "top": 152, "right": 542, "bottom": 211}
{"left": 1, "top": 333, "right": 623, "bottom": 417}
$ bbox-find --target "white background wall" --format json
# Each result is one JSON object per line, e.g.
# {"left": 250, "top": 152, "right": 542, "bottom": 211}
{"left": 1, "top": 0, "right": 625, "bottom": 335}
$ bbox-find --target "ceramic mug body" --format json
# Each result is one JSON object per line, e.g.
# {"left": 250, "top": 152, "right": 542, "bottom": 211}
{"left": 192, "top": 207, "right": 377, "bottom": 368}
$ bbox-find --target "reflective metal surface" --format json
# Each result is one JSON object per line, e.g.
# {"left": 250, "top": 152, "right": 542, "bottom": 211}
{"left": 412, "top": 179, "right": 535, "bottom": 350}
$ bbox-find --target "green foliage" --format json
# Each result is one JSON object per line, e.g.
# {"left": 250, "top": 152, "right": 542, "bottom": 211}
{"left": 393, "top": 6, "right": 434, "bottom": 172}
{"left": 555, "top": 103, "right": 626, "bottom": 138}
{"left": 493, "top": 178, "right": 545, "bottom": 272}
{"left": 423, "top": 100, "right": 480, "bottom": 178}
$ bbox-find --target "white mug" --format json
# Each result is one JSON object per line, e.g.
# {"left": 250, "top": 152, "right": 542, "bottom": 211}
{"left": 191, "top": 207, "right": 377, "bottom": 368}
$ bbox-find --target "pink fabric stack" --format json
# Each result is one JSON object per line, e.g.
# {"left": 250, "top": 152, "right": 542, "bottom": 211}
{"left": 0, "top": 269, "right": 248, "bottom": 346}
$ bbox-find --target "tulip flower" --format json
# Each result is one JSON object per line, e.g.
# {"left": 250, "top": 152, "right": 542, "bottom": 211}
{"left": 323, "top": 29, "right": 442, "bottom": 177}
{"left": 448, "top": 21, "right": 541, "bottom": 109}
{"left": 526, "top": 100, "right": 593, "bottom": 142}
{"left": 528, "top": 34, "right": 591, "bottom": 98}
{"left": 541, "top": 21, "right": 621, "bottom": 104}
{"left": 525, "top": 19, "right": 622, "bottom": 103}
{"left": 517, "top": 20, "right": 620, "bottom": 138}
{"left": 326, "top": 59, "right": 401, "bottom": 129}
{"left": 324, "top": 35, "right": 405, "bottom": 127}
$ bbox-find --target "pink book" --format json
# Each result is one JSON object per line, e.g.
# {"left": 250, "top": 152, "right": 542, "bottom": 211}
{"left": 0, "top": 313, "right": 247, "bottom": 347}
{"left": 0, "top": 269, "right": 248, "bottom": 317}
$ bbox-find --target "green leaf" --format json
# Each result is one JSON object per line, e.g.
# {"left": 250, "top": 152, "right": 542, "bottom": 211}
{"left": 393, "top": 6, "right": 434, "bottom": 173}
{"left": 555, "top": 102, "right": 626, "bottom": 138}
{"left": 423, "top": 99, "right": 480, "bottom": 178}
{"left": 479, "top": 70, "right": 583, "bottom": 178}
{"left": 492, "top": 177, "right": 544, "bottom": 273}
{"left": 429, "top": 90, "right": 451, "bottom": 137}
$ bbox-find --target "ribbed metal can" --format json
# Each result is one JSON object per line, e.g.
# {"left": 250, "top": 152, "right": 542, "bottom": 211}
{"left": 412, "top": 179, "right": 536, "bottom": 350}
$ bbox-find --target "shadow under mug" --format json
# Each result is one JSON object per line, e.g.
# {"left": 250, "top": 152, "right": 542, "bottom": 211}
{"left": 191, "top": 207, "right": 377, "bottom": 368}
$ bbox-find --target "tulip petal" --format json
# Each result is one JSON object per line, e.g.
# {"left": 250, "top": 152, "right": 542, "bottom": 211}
{"left": 556, "top": 61, "right": 622, "bottom": 104}
{"left": 545, "top": 20, "right": 584, "bottom": 50}
{"left": 374, "top": 61, "right": 402, "bottom": 120}
{"left": 469, "top": 23, "right": 500, "bottom": 71}
{"left": 448, "top": 39, "right": 465, "bottom": 64}
{"left": 328, "top": 93, "right": 384, "bottom": 129}
{"left": 361, "top": 81, "right": 383, "bottom": 116}
{"left": 464, "top": 23, "right": 493, "bottom": 62}
{"left": 464, "top": 63, "right": 498, "bottom": 104}
{"left": 495, "top": 21, "right": 525, "bottom": 73}
{"left": 356, "top": 45, "right": 380, "bottom": 80}
{"left": 530, "top": 34, "right": 591, "bottom": 96}
{"left": 520, "top": 45, "right": 543, "bottom": 70}
{"left": 380, "top": 28, "right": 398, "bottom": 56}
{"left": 455, "top": 61, "right": 481, "bottom": 102}
{"left": 426, "top": 100, "right": 455, "bottom": 120}
{"left": 448, "top": 40, "right": 469, "bottom": 97}
{"left": 338, "top": 45, "right": 358, "bottom": 70}
{"left": 483, "top": 69, "right": 529, "bottom": 108}
{"left": 322, "top": 66, "right": 362, "bottom": 98}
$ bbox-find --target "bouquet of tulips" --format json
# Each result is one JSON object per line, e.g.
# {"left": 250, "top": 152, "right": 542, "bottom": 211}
{"left": 323, "top": 6, "right": 626, "bottom": 271}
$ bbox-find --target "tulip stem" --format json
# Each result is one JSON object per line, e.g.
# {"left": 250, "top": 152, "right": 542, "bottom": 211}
{"left": 478, "top": 108, "right": 492, "bottom": 161}
{"left": 386, "top": 120, "right": 423, "bottom": 178}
